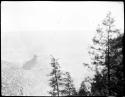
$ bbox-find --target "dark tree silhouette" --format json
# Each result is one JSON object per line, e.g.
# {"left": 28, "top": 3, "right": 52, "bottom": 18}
{"left": 88, "top": 12, "right": 124, "bottom": 96}
{"left": 78, "top": 80, "right": 88, "bottom": 96}
{"left": 62, "top": 72, "right": 77, "bottom": 96}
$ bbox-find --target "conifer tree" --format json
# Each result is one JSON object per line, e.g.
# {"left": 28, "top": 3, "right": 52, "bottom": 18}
{"left": 48, "top": 56, "right": 64, "bottom": 96}
{"left": 62, "top": 72, "right": 77, "bottom": 96}
{"left": 89, "top": 12, "right": 123, "bottom": 96}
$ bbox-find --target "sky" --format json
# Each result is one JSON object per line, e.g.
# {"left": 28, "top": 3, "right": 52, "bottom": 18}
{"left": 1, "top": 1, "right": 124, "bottom": 95}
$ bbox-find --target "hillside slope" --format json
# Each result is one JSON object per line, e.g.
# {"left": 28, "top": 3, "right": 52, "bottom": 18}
{"left": 1, "top": 57, "right": 51, "bottom": 96}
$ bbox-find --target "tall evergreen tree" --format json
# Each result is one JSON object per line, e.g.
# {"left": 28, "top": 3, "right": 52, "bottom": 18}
{"left": 90, "top": 33, "right": 124, "bottom": 96}
{"left": 78, "top": 80, "right": 88, "bottom": 96}
{"left": 48, "top": 56, "right": 77, "bottom": 96}
{"left": 48, "top": 56, "right": 63, "bottom": 96}
{"left": 62, "top": 72, "right": 77, "bottom": 96}
{"left": 89, "top": 12, "right": 123, "bottom": 96}
{"left": 107, "top": 33, "right": 124, "bottom": 96}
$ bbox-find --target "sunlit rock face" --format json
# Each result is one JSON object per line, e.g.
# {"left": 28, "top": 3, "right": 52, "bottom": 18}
{"left": 1, "top": 56, "right": 50, "bottom": 96}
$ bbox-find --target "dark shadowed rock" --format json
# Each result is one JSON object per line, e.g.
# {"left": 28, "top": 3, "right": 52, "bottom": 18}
{"left": 22, "top": 55, "right": 37, "bottom": 70}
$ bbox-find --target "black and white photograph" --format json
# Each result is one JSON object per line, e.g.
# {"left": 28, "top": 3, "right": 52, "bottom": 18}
{"left": 1, "top": 1, "right": 124, "bottom": 96}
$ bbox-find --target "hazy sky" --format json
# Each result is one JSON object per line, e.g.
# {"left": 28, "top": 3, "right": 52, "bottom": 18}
{"left": 1, "top": 1, "right": 124, "bottom": 94}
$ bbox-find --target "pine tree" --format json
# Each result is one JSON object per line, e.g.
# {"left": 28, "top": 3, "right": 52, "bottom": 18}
{"left": 48, "top": 56, "right": 64, "bottom": 96}
{"left": 62, "top": 72, "right": 77, "bottom": 96}
{"left": 89, "top": 12, "right": 123, "bottom": 96}
{"left": 78, "top": 80, "right": 88, "bottom": 96}
{"left": 107, "top": 33, "right": 124, "bottom": 96}
{"left": 48, "top": 56, "right": 77, "bottom": 96}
